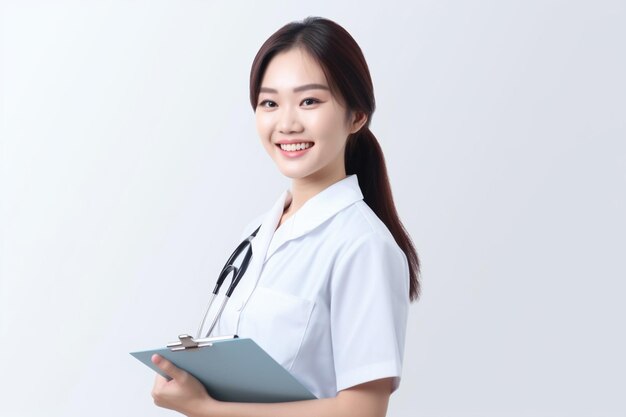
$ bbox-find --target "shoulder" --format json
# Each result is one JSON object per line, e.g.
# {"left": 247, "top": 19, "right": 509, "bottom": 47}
{"left": 328, "top": 201, "right": 403, "bottom": 255}
{"left": 326, "top": 202, "right": 409, "bottom": 283}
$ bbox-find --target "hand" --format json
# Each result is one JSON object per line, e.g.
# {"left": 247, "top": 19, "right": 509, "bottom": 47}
{"left": 151, "top": 354, "right": 219, "bottom": 416}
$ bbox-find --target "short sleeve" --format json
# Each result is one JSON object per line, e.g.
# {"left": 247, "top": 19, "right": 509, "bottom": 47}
{"left": 330, "top": 232, "right": 410, "bottom": 393}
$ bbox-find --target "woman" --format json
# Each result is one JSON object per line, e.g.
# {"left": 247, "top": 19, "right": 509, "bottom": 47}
{"left": 150, "top": 16, "right": 420, "bottom": 417}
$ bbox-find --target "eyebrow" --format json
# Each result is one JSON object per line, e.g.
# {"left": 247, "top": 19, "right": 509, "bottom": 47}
{"left": 259, "top": 83, "right": 330, "bottom": 94}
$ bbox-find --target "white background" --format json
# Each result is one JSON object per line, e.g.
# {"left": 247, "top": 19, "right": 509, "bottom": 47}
{"left": 1, "top": 1, "right": 625, "bottom": 416}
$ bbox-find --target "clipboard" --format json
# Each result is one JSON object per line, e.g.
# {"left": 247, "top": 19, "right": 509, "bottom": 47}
{"left": 130, "top": 334, "right": 317, "bottom": 403}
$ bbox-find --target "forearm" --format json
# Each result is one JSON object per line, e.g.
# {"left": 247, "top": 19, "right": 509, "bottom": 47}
{"left": 200, "top": 397, "right": 348, "bottom": 417}
{"left": 189, "top": 379, "right": 391, "bottom": 417}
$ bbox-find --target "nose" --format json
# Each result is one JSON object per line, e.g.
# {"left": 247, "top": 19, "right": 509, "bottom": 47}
{"left": 277, "top": 106, "right": 304, "bottom": 134}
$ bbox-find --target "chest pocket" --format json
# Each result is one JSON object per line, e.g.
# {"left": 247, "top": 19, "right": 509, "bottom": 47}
{"left": 239, "top": 286, "right": 315, "bottom": 371}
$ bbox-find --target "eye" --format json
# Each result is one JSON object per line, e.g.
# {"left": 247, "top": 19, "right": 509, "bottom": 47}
{"left": 258, "top": 100, "right": 277, "bottom": 108}
{"left": 301, "top": 98, "right": 320, "bottom": 106}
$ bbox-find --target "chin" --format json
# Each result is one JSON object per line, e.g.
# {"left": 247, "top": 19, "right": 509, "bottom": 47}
{"left": 268, "top": 157, "right": 303, "bottom": 176}
{"left": 275, "top": 165, "right": 314, "bottom": 180}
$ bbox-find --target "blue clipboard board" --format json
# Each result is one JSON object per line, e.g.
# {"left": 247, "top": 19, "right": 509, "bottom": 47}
{"left": 131, "top": 335, "right": 316, "bottom": 403}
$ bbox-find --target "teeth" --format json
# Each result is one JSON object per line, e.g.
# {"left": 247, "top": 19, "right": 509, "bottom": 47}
{"left": 279, "top": 142, "right": 313, "bottom": 152}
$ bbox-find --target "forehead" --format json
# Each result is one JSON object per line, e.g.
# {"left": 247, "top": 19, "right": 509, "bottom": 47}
{"left": 261, "top": 47, "right": 328, "bottom": 89}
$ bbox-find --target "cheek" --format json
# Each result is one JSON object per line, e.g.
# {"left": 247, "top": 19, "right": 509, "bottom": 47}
{"left": 305, "top": 111, "right": 334, "bottom": 139}
{"left": 307, "top": 110, "right": 348, "bottom": 145}
{"left": 255, "top": 115, "right": 277, "bottom": 156}
{"left": 255, "top": 114, "right": 273, "bottom": 139}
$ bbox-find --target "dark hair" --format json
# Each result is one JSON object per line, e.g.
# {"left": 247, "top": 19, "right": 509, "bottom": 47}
{"left": 249, "top": 17, "right": 421, "bottom": 301}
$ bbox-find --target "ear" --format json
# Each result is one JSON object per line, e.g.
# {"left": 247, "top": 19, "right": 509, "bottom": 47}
{"left": 349, "top": 111, "right": 368, "bottom": 134}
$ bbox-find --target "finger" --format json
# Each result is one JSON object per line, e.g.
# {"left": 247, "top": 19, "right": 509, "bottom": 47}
{"left": 151, "top": 354, "right": 186, "bottom": 381}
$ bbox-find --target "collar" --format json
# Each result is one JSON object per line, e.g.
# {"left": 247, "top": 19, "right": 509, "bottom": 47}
{"left": 253, "top": 174, "right": 364, "bottom": 264}
{"left": 229, "top": 175, "right": 364, "bottom": 314}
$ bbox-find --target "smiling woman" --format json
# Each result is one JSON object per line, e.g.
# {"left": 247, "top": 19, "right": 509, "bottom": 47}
{"left": 149, "top": 16, "right": 420, "bottom": 417}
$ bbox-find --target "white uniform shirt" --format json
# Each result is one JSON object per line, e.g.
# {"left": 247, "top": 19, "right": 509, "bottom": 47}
{"left": 215, "top": 174, "right": 410, "bottom": 399}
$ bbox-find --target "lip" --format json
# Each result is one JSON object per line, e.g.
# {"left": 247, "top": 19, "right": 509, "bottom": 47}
{"left": 275, "top": 141, "right": 314, "bottom": 158}
{"left": 275, "top": 139, "right": 314, "bottom": 145}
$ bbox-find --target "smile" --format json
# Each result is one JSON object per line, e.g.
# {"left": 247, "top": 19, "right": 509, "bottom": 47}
{"left": 278, "top": 142, "right": 314, "bottom": 152}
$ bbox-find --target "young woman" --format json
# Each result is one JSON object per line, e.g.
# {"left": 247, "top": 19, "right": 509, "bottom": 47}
{"left": 150, "top": 16, "right": 420, "bottom": 417}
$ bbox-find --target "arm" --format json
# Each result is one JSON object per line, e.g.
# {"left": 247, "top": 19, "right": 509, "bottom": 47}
{"left": 151, "top": 354, "right": 393, "bottom": 417}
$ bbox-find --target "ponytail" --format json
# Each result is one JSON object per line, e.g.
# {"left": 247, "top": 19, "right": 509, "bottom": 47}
{"left": 345, "top": 128, "right": 421, "bottom": 301}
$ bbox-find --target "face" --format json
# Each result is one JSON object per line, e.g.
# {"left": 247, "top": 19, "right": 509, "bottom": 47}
{"left": 255, "top": 47, "right": 366, "bottom": 184}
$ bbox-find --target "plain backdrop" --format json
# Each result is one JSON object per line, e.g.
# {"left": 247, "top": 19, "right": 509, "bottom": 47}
{"left": 1, "top": 1, "right": 625, "bottom": 416}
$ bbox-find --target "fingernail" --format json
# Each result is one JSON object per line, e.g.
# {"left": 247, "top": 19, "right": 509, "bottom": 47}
{"left": 151, "top": 354, "right": 161, "bottom": 364}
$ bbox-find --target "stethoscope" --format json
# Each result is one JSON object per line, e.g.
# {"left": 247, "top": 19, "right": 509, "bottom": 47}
{"left": 196, "top": 224, "right": 262, "bottom": 339}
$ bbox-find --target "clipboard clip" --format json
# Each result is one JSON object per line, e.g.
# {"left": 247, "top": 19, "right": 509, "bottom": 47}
{"left": 167, "top": 334, "right": 238, "bottom": 351}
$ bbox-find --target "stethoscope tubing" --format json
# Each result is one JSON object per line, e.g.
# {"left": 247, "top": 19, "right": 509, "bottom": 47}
{"left": 196, "top": 225, "right": 261, "bottom": 338}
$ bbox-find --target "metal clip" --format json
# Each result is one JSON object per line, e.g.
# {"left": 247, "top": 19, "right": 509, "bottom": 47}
{"left": 166, "top": 334, "right": 238, "bottom": 351}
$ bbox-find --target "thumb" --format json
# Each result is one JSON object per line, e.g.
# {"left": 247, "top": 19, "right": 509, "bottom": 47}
{"left": 151, "top": 354, "right": 186, "bottom": 381}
